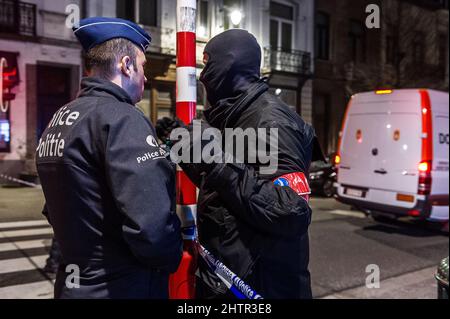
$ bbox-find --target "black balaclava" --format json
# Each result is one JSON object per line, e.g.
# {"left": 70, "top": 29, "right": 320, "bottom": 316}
{"left": 200, "top": 29, "right": 262, "bottom": 108}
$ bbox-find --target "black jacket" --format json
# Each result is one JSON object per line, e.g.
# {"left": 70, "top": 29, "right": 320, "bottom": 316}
{"left": 36, "top": 77, "right": 182, "bottom": 299}
{"left": 184, "top": 30, "right": 318, "bottom": 299}
{"left": 192, "top": 81, "right": 315, "bottom": 299}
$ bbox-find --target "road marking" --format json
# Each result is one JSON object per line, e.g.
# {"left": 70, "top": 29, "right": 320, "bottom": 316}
{"left": 0, "top": 219, "right": 55, "bottom": 298}
{"left": 0, "top": 220, "right": 49, "bottom": 230}
{"left": 0, "top": 227, "right": 53, "bottom": 238}
{"left": 0, "top": 280, "right": 54, "bottom": 299}
{"left": 321, "top": 266, "right": 438, "bottom": 299}
{"left": 0, "top": 239, "right": 51, "bottom": 252}
{"left": 327, "top": 209, "right": 367, "bottom": 219}
{"left": 0, "top": 255, "right": 48, "bottom": 275}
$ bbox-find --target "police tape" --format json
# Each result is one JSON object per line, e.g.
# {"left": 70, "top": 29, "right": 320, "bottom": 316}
{"left": 195, "top": 241, "right": 263, "bottom": 300}
{"left": 0, "top": 173, "right": 41, "bottom": 188}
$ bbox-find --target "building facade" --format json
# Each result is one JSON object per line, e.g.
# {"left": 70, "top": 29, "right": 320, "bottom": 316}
{"left": 0, "top": 0, "right": 315, "bottom": 181}
{"left": 1, "top": 0, "right": 85, "bottom": 179}
{"left": 313, "top": 0, "right": 449, "bottom": 155}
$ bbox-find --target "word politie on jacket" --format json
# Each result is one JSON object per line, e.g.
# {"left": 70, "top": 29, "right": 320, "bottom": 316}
{"left": 36, "top": 106, "right": 80, "bottom": 159}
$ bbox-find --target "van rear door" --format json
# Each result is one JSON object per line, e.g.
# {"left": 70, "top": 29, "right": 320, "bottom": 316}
{"left": 339, "top": 102, "right": 421, "bottom": 196}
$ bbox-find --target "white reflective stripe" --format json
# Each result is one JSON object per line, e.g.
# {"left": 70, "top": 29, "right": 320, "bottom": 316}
{"left": 177, "top": 0, "right": 197, "bottom": 10}
{"left": 176, "top": 165, "right": 183, "bottom": 172}
{"left": 196, "top": 243, "right": 263, "bottom": 299}
{"left": 176, "top": 67, "right": 197, "bottom": 102}
{"left": 176, "top": 204, "right": 197, "bottom": 227}
{"left": 0, "top": 255, "right": 48, "bottom": 275}
{"left": 0, "top": 281, "right": 54, "bottom": 299}
{"left": 0, "top": 227, "right": 53, "bottom": 238}
{"left": 0, "top": 239, "right": 51, "bottom": 252}
{"left": 0, "top": 220, "right": 49, "bottom": 229}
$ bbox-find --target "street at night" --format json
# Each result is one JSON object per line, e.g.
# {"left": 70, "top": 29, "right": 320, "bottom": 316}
{"left": 0, "top": 187, "right": 447, "bottom": 299}
{"left": 0, "top": 0, "right": 448, "bottom": 308}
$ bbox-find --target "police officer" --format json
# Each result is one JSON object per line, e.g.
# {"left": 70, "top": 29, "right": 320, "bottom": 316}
{"left": 36, "top": 17, "right": 182, "bottom": 299}
{"left": 163, "top": 29, "right": 324, "bottom": 299}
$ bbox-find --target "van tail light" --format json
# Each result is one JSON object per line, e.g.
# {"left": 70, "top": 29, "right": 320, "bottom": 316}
{"left": 418, "top": 160, "right": 432, "bottom": 195}
{"left": 408, "top": 210, "right": 421, "bottom": 217}
{"left": 334, "top": 154, "right": 341, "bottom": 165}
{"left": 334, "top": 154, "right": 341, "bottom": 177}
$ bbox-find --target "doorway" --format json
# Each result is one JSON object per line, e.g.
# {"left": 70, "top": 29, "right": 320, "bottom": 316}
{"left": 36, "top": 65, "right": 71, "bottom": 140}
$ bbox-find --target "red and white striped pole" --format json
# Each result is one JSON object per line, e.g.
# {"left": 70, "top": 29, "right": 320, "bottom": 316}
{"left": 169, "top": 0, "right": 197, "bottom": 299}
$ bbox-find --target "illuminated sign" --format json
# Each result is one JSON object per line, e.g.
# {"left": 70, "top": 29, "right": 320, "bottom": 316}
{"left": 0, "top": 51, "right": 20, "bottom": 113}
{"left": 0, "top": 57, "right": 8, "bottom": 112}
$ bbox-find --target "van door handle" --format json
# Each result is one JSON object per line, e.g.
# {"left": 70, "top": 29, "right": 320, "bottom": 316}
{"left": 374, "top": 169, "right": 388, "bottom": 175}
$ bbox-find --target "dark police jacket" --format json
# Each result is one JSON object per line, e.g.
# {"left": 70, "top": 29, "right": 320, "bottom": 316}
{"left": 36, "top": 77, "right": 182, "bottom": 299}
{"left": 191, "top": 80, "right": 318, "bottom": 299}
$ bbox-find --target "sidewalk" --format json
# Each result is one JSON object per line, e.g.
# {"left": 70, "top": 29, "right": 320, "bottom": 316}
{"left": 322, "top": 266, "right": 439, "bottom": 299}
{"left": 0, "top": 187, "right": 46, "bottom": 222}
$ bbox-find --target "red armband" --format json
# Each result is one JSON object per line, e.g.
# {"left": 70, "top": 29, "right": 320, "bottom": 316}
{"left": 273, "top": 172, "right": 311, "bottom": 202}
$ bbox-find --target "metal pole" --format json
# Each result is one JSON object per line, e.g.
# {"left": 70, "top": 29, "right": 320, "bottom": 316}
{"left": 169, "top": 0, "right": 197, "bottom": 299}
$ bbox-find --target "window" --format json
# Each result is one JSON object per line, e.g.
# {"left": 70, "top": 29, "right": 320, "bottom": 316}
{"left": 270, "top": 1, "right": 295, "bottom": 52}
{"left": 269, "top": 88, "right": 297, "bottom": 111}
{"left": 139, "top": 0, "right": 157, "bottom": 27}
{"left": 315, "top": 11, "right": 330, "bottom": 60}
{"left": 0, "top": 108, "right": 10, "bottom": 153}
{"left": 412, "top": 32, "right": 425, "bottom": 64}
{"left": 81, "top": 0, "right": 87, "bottom": 19}
{"left": 271, "top": 2, "right": 294, "bottom": 20}
{"left": 117, "top": 0, "right": 135, "bottom": 21}
{"left": 348, "top": 20, "right": 366, "bottom": 63}
{"left": 197, "top": 0, "right": 210, "bottom": 38}
{"left": 386, "top": 35, "right": 398, "bottom": 65}
{"left": 116, "top": 0, "right": 157, "bottom": 27}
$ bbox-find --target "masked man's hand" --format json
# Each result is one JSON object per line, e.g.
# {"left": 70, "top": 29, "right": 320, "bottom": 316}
{"left": 155, "top": 117, "right": 185, "bottom": 146}
{"left": 172, "top": 120, "right": 226, "bottom": 187}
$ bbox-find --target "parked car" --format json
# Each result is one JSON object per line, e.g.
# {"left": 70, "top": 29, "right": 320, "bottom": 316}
{"left": 309, "top": 154, "right": 337, "bottom": 198}
{"left": 335, "top": 89, "right": 449, "bottom": 226}
{"left": 436, "top": 257, "right": 449, "bottom": 299}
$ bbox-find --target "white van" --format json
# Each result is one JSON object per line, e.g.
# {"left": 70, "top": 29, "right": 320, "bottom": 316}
{"left": 335, "top": 89, "right": 449, "bottom": 224}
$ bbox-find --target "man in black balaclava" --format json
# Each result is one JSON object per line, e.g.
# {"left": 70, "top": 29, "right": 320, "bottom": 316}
{"left": 163, "top": 29, "right": 324, "bottom": 299}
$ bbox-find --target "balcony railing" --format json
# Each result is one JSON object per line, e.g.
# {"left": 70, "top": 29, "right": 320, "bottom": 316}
{"left": 263, "top": 47, "right": 312, "bottom": 75}
{"left": 0, "top": 0, "right": 36, "bottom": 37}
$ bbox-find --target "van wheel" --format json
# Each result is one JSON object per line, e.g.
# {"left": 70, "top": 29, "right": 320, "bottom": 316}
{"left": 323, "top": 180, "right": 335, "bottom": 198}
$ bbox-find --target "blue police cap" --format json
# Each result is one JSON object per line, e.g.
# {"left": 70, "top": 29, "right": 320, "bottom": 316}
{"left": 73, "top": 17, "right": 152, "bottom": 53}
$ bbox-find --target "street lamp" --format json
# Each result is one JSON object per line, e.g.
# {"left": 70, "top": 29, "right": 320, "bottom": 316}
{"left": 230, "top": 9, "right": 242, "bottom": 26}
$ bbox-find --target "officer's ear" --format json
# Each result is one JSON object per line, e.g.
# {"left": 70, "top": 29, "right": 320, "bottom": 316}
{"left": 120, "top": 56, "right": 133, "bottom": 78}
